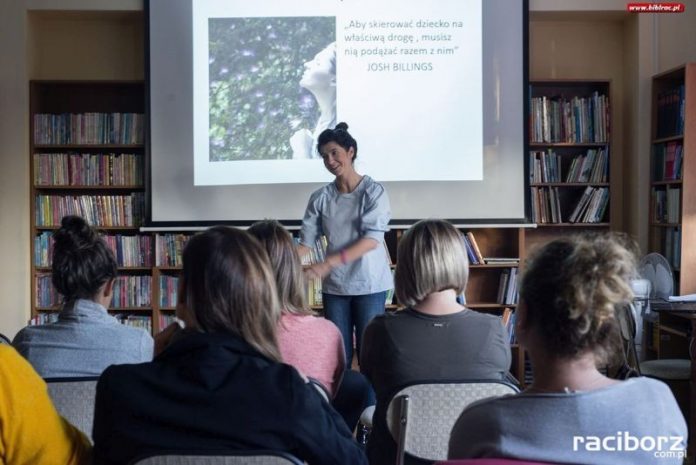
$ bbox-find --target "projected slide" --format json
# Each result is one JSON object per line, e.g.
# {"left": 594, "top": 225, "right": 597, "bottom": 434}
{"left": 193, "top": 0, "right": 482, "bottom": 186}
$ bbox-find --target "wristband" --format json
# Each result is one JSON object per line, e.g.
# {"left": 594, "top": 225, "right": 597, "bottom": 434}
{"left": 340, "top": 250, "right": 348, "bottom": 265}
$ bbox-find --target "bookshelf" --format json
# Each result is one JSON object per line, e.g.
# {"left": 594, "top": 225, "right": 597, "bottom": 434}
{"left": 29, "top": 80, "right": 153, "bottom": 333}
{"left": 648, "top": 64, "right": 696, "bottom": 296}
{"left": 527, "top": 80, "right": 611, "bottom": 231}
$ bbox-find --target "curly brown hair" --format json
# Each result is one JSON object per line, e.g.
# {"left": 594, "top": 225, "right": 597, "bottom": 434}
{"left": 519, "top": 233, "right": 637, "bottom": 364}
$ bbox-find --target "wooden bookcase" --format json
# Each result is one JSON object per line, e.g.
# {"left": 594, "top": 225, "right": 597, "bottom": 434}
{"left": 526, "top": 80, "right": 612, "bottom": 252}
{"left": 30, "top": 80, "right": 154, "bottom": 332}
{"left": 648, "top": 64, "right": 696, "bottom": 296}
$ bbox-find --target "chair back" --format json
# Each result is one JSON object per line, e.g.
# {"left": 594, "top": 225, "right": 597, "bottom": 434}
{"left": 45, "top": 377, "right": 99, "bottom": 442}
{"left": 307, "top": 377, "right": 331, "bottom": 403}
{"left": 130, "top": 451, "right": 304, "bottom": 465}
{"left": 386, "top": 380, "right": 519, "bottom": 465}
{"left": 435, "top": 459, "right": 560, "bottom": 465}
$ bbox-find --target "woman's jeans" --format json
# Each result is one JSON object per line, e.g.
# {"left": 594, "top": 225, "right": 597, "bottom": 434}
{"left": 322, "top": 291, "right": 387, "bottom": 364}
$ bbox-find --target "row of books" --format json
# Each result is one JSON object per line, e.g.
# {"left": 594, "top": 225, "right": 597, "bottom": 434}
{"left": 33, "top": 113, "right": 144, "bottom": 145}
{"left": 159, "top": 314, "right": 178, "bottom": 330}
{"left": 159, "top": 275, "right": 179, "bottom": 308}
{"left": 652, "top": 187, "right": 681, "bottom": 223}
{"left": 568, "top": 187, "right": 609, "bottom": 223}
{"left": 114, "top": 314, "right": 152, "bottom": 333}
{"left": 112, "top": 275, "right": 153, "bottom": 308}
{"left": 662, "top": 227, "right": 682, "bottom": 271}
{"left": 298, "top": 236, "right": 329, "bottom": 266}
{"left": 530, "top": 91, "right": 609, "bottom": 144}
{"left": 155, "top": 233, "right": 193, "bottom": 267}
{"left": 35, "top": 274, "right": 152, "bottom": 307}
{"left": 501, "top": 308, "right": 516, "bottom": 344}
{"left": 34, "top": 153, "right": 144, "bottom": 186}
{"left": 28, "top": 313, "right": 59, "bottom": 326}
{"left": 564, "top": 148, "right": 608, "bottom": 183}
{"left": 530, "top": 186, "right": 609, "bottom": 224}
{"left": 35, "top": 193, "right": 145, "bottom": 227}
{"left": 653, "top": 142, "right": 683, "bottom": 181}
{"left": 497, "top": 268, "right": 519, "bottom": 305}
{"left": 530, "top": 187, "right": 562, "bottom": 224}
{"left": 462, "top": 232, "right": 485, "bottom": 265}
{"left": 655, "top": 84, "right": 685, "bottom": 138}
{"left": 529, "top": 148, "right": 608, "bottom": 184}
{"left": 34, "top": 232, "right": 152, "bottom": 267}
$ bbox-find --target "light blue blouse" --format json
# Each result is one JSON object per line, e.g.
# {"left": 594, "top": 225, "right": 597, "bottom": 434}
{"left": 13, "top": 299, "right": 153, "bottom": 378}
{"left": 301, "top": 175, "right": 393, "bottom": 295}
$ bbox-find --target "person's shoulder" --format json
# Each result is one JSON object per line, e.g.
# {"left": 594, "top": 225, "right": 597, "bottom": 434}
{"left": 0, "top": 344, "right": 24, "bottom": 366}
{"left": 309, "top": 182, "right": 335, "bottom": 201}
{"left": 362, "top": 176, "right": 387, "bottom": 197}
{"left": 618, "top": 376, "right": 681, "bottom": 401}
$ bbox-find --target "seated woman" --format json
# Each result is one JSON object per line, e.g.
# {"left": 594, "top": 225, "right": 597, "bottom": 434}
{"left": 361, "top": 219, "right": 511, "bottom": 465}
{"left": 249, "top": 219, "right": 374, "bottom": 431}
{"left": 91, "top": 226, "right": 366, "bottom": 465}
{"left": 448, "top": 234, "right": 688, "bottom": 465}
{"left": 0, "top": 344, "right": 91, "bottom": 464}
{"left": 13, "top": 215, "right": 153, "bottom": 378}
{"left": 248, "top": 219, "right": 345, "bottom": 396}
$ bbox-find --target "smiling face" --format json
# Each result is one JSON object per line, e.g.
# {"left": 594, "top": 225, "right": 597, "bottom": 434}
{"left": 319, "top": 141, "right": 355, "bottom": 177}
{"left": 300, "top": 44, "right": 335, "bottom": 91}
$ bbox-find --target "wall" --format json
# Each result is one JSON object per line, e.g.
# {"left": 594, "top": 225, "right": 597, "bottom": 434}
{"left": 529, "top": 17, "right": 627, "bottom": 233}
{"left": 0, "top": 0, "right": 142, "bottom": 338}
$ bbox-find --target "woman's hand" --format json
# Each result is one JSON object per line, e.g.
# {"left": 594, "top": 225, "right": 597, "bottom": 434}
{"left": 305, "top": 261, "right": 333, "bottom": 279}
{"left": 154, "top": 322, "right": 182, "bottom": 357}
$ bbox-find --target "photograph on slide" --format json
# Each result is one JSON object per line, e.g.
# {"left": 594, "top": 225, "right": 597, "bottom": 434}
{"left": 208, "top": 16, "right": 335, "bottom": 162}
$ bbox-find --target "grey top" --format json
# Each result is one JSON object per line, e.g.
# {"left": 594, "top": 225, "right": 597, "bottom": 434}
{"left": 361, "top": 307, "right": 511, "bottom": 465}
{"left": 300, "top": 175, "right": 393, "bottom": 295}
{"left": 449, "top": 377, "right": 688, "bottom": 465}
{"left": 13, "top": 299, "right": 153, "bottom": 378}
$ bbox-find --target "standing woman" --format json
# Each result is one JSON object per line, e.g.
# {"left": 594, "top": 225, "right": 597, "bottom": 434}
{"left": 299, "top": 122, "right": 393, "bottom": 364}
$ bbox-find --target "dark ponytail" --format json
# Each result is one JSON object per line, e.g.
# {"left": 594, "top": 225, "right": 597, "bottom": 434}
{"left": 52, "top": 215, "right": 118, "bottom": 301}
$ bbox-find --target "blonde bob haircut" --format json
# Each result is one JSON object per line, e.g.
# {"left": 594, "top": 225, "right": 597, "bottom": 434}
{"left": 395, "top": 219, "right": 469, "bottom": 307}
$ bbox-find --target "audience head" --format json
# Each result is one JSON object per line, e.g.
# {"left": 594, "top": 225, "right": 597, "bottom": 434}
{"left": 52, "top": 215, "right": 117, "bottom": 303}
{"left": 518, "top": 233, "right": 637, "bottom": 364}
{"left": 317, "top": 122, "right": 357, "bottom": 162}
{"left": 395, "top": 219, "right": 469, "bottom": 307}
{"left": 178, "top": 226, "right": 281, "bottom": 361}
{"left": 247, "top": 220, "right": 313, "bottom": 316}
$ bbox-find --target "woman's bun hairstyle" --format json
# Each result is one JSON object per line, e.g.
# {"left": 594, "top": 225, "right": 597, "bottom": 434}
{"left": 317, "top": 121, "right": 358, "bottom": 161}
{"left": 52, "top": 215, "right": 118, "bottom": 301}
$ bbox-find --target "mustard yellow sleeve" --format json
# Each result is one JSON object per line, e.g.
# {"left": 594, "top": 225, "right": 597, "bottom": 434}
{"left": 0, "top": 345, "right": 91, "bottom": 465}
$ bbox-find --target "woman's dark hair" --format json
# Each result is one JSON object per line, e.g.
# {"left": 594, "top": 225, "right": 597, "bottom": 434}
{"left": 180, "top": 226, "right": 282, "bottom": 361}
{"left": 247, "top": 220, "right": 313, "bottom": 317}
{"left": 519, "top": 233, "right": 637, "bottom": 364}
{"left": 52, "top": 215, "right": 118, "bottom": 301}
{"left": 317, "top": 122, "right": 357, "bottom": 161}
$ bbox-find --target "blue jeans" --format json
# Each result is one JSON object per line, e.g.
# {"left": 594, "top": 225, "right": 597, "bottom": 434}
{"left": 323, "top": 291, "right": 387, "bottom": 365}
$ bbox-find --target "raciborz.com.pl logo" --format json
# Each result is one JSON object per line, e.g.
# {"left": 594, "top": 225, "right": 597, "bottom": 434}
{"left": 573, "top": 432, "right": 686, "bottom": 459}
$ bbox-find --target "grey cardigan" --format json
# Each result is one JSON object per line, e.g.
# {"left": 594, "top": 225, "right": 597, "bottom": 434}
{"left": 13, "top": 299, "right": 153, "bottom": 378}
